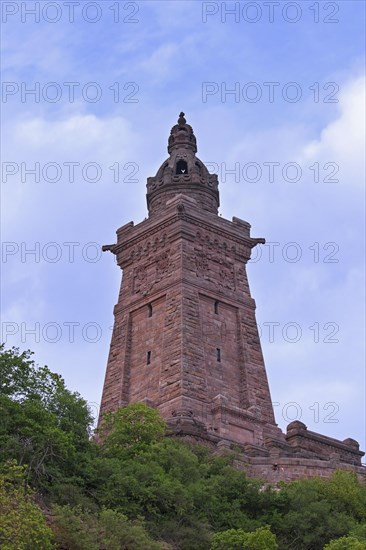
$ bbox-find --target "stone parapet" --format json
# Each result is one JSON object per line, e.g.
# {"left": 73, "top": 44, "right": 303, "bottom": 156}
{"left": 286, "top": 421, "right": 363, "bottom": 466}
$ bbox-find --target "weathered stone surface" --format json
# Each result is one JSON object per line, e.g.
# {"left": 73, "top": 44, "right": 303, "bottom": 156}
{"left": 98, "top": 113, "right": 365, "bottom": 481}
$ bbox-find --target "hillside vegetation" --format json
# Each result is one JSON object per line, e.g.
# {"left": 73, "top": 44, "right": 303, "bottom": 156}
{"left": 1, "top": 345, "right": 366, "bottom": 549}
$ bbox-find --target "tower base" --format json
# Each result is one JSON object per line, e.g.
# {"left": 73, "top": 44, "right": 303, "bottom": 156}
{"left": 167, "top": 416, "right": 365, "bottom": 482}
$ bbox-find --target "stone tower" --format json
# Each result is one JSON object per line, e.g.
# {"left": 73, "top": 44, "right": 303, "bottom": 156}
{"left": 98, "top": 114, "right": 364, "bottom": 479}
{"left": 99, "top": 112, "right": 282, "bottom": 448}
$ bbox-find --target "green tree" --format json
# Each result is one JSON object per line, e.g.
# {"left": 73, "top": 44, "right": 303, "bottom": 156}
{"left": 53, "top": 504, "right": 165, "bottom": 549}
{"left": 98, "top": 402, "right": 166, "bottom": 457}
{"left": 349, "top": 524, "right": 366, "bottom": 541}
{"left": 324, "top": 524, "right": 366, "bottom": 549}
{"left": 0, "top": 345, "right": 95, "bottom": 499}
{"left": 91, "top": 438, "right": 212, "bottom": 549}
{"left": 269, "top": 477, "right": 361, "bottom": 549}
{"left": 3, "top": 346, "right": 366, "bottom": 550}
{"left": 323, "top": 536, "right": 366, "bottom": 549}
{"left": 320, "top": 470, "right": 366, "bottom": 522}
{"left": 0, "top": 460, "right": 54, "bottom": 549}
{"left": 211, "top": 526, "right": 278, "bottom": 550}
{"left": 196, "top": 461, "right": 269, "bottom": 533}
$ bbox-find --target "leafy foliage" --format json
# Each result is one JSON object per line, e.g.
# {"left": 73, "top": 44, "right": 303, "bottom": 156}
{"left": 324, "top": 537, "right": 366, "bottom": 549}
{"left": 98, "top": 402, "right": 166, "bottom": 457}
{"left": 52, "top": 505, "right": 164, "bottom": 550}
{"left": 0, "top": 460, "right": 53, "bottom": 549}
{"left": 211, "top": 526, "right": 278, "bottom": 549}
{"left": 1, "top": 345, "right": 366, "bottom": 550}
{"left": 268, "top": 475, "right": 366, "bottom": 549}
{"left": 0, "top": 345, "right": 95, "bottom": 496}
{"left": 324, "top": 523, "right": 366, "bottom": 549}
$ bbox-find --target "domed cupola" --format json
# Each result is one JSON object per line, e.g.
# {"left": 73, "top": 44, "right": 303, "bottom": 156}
{"left": 168, "top": 112, "right": 197, "bottom": 155}
{"left": 146, "top": 113, "right": 219, "bottom": 216}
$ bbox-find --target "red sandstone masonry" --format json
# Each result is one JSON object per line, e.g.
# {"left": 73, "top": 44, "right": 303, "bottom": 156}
{"left": 98, "top": 114, "right": 365, "bottom": 481}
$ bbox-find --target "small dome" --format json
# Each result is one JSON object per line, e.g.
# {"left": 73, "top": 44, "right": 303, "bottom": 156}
{"left": 168, "top": 112, "right": 197, "bottom": 154}
{"left": 146, "top": 113, "right": 219, "bottom": 216}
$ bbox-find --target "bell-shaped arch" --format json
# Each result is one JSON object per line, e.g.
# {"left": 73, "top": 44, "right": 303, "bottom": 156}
{"left": 176, "top": 159, "right": 188, "bottom": 175}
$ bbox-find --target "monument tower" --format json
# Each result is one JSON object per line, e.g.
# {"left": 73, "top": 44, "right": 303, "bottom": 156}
{"left": 99, "top": 114, "right": 364, "bottom": 480}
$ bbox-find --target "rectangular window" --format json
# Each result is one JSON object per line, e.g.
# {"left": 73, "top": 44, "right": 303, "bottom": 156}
{"left": 216, "top": 348, "right": 221, "bottom": 362}
{"left": 147, "top": 351, "right": 151, "bottom": 365}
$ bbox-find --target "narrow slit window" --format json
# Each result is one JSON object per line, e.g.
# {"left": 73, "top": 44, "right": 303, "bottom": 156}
{"left": 147, "top": 351, "right": 151, "bottom": 365}
{"left": 148, "top": 303, "right": 153, "bottom": 318}
{"left": 216, "top": 348, "right": 221, "bottom": 362}
{"left": 214, "top": 300, "right": 219, "bottom": 314}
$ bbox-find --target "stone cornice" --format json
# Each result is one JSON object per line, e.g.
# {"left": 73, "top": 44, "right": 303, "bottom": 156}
{"left": 105, "top": 205, "right": 263, "bottom": 264}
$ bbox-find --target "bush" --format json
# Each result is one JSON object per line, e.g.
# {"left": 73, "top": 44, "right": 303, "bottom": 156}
{"left": 0, "top": 461, "right": 53, "bottom": 549}
{"left": 323, "top": 536, "right": 366, "bottom": 549}
{"left": 211, "top": 526, "right": 278, "bottom": 550}
{"left": 53, "top": 504, "right": 165, "bottom": 549}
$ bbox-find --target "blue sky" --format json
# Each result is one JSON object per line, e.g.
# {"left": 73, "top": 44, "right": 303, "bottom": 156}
{"left": 1, "top": 1, "right": 365, "bottom": 452}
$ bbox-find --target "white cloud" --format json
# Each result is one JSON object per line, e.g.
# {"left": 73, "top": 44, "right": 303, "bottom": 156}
{"left": 300, "top": 74, "right": 365, "bottom": 184}
{"left": 2, "top": 113, "right": 140, "bottom": 232}
{"left": 12, "top": 114, "right": 135, "bottom": 156}
{"left": 138, "top": 43, "right": 180, "bottom": 81}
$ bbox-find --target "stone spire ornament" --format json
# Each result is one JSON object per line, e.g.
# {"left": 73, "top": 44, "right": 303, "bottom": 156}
{"left": 178, "top": 111, "right": 186, "bottom": 125}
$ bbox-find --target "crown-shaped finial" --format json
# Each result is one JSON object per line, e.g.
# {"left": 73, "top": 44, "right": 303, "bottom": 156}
{"left": 178, "top": 112, "right": 186, "bottom": 126}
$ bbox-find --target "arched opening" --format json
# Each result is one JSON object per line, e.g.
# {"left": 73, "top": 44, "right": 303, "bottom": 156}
{"left": 214, "top": 300, "right": 219, "bottom": 314}
{"left": 176, "top": 160, "right": 188, "bottom": 175}
{"left": 148, "top": 303, "right": 153, "bottom": 318}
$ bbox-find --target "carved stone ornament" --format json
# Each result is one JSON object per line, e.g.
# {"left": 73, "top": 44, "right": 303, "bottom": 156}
{"left": 133, "top": 265, "right": 148, "bottom": 294}
{"left": 195, "top": 250, "right": 208, "bottom": 276}
{"left": 156, "top": 250, "right": 170, "bottom": 280}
